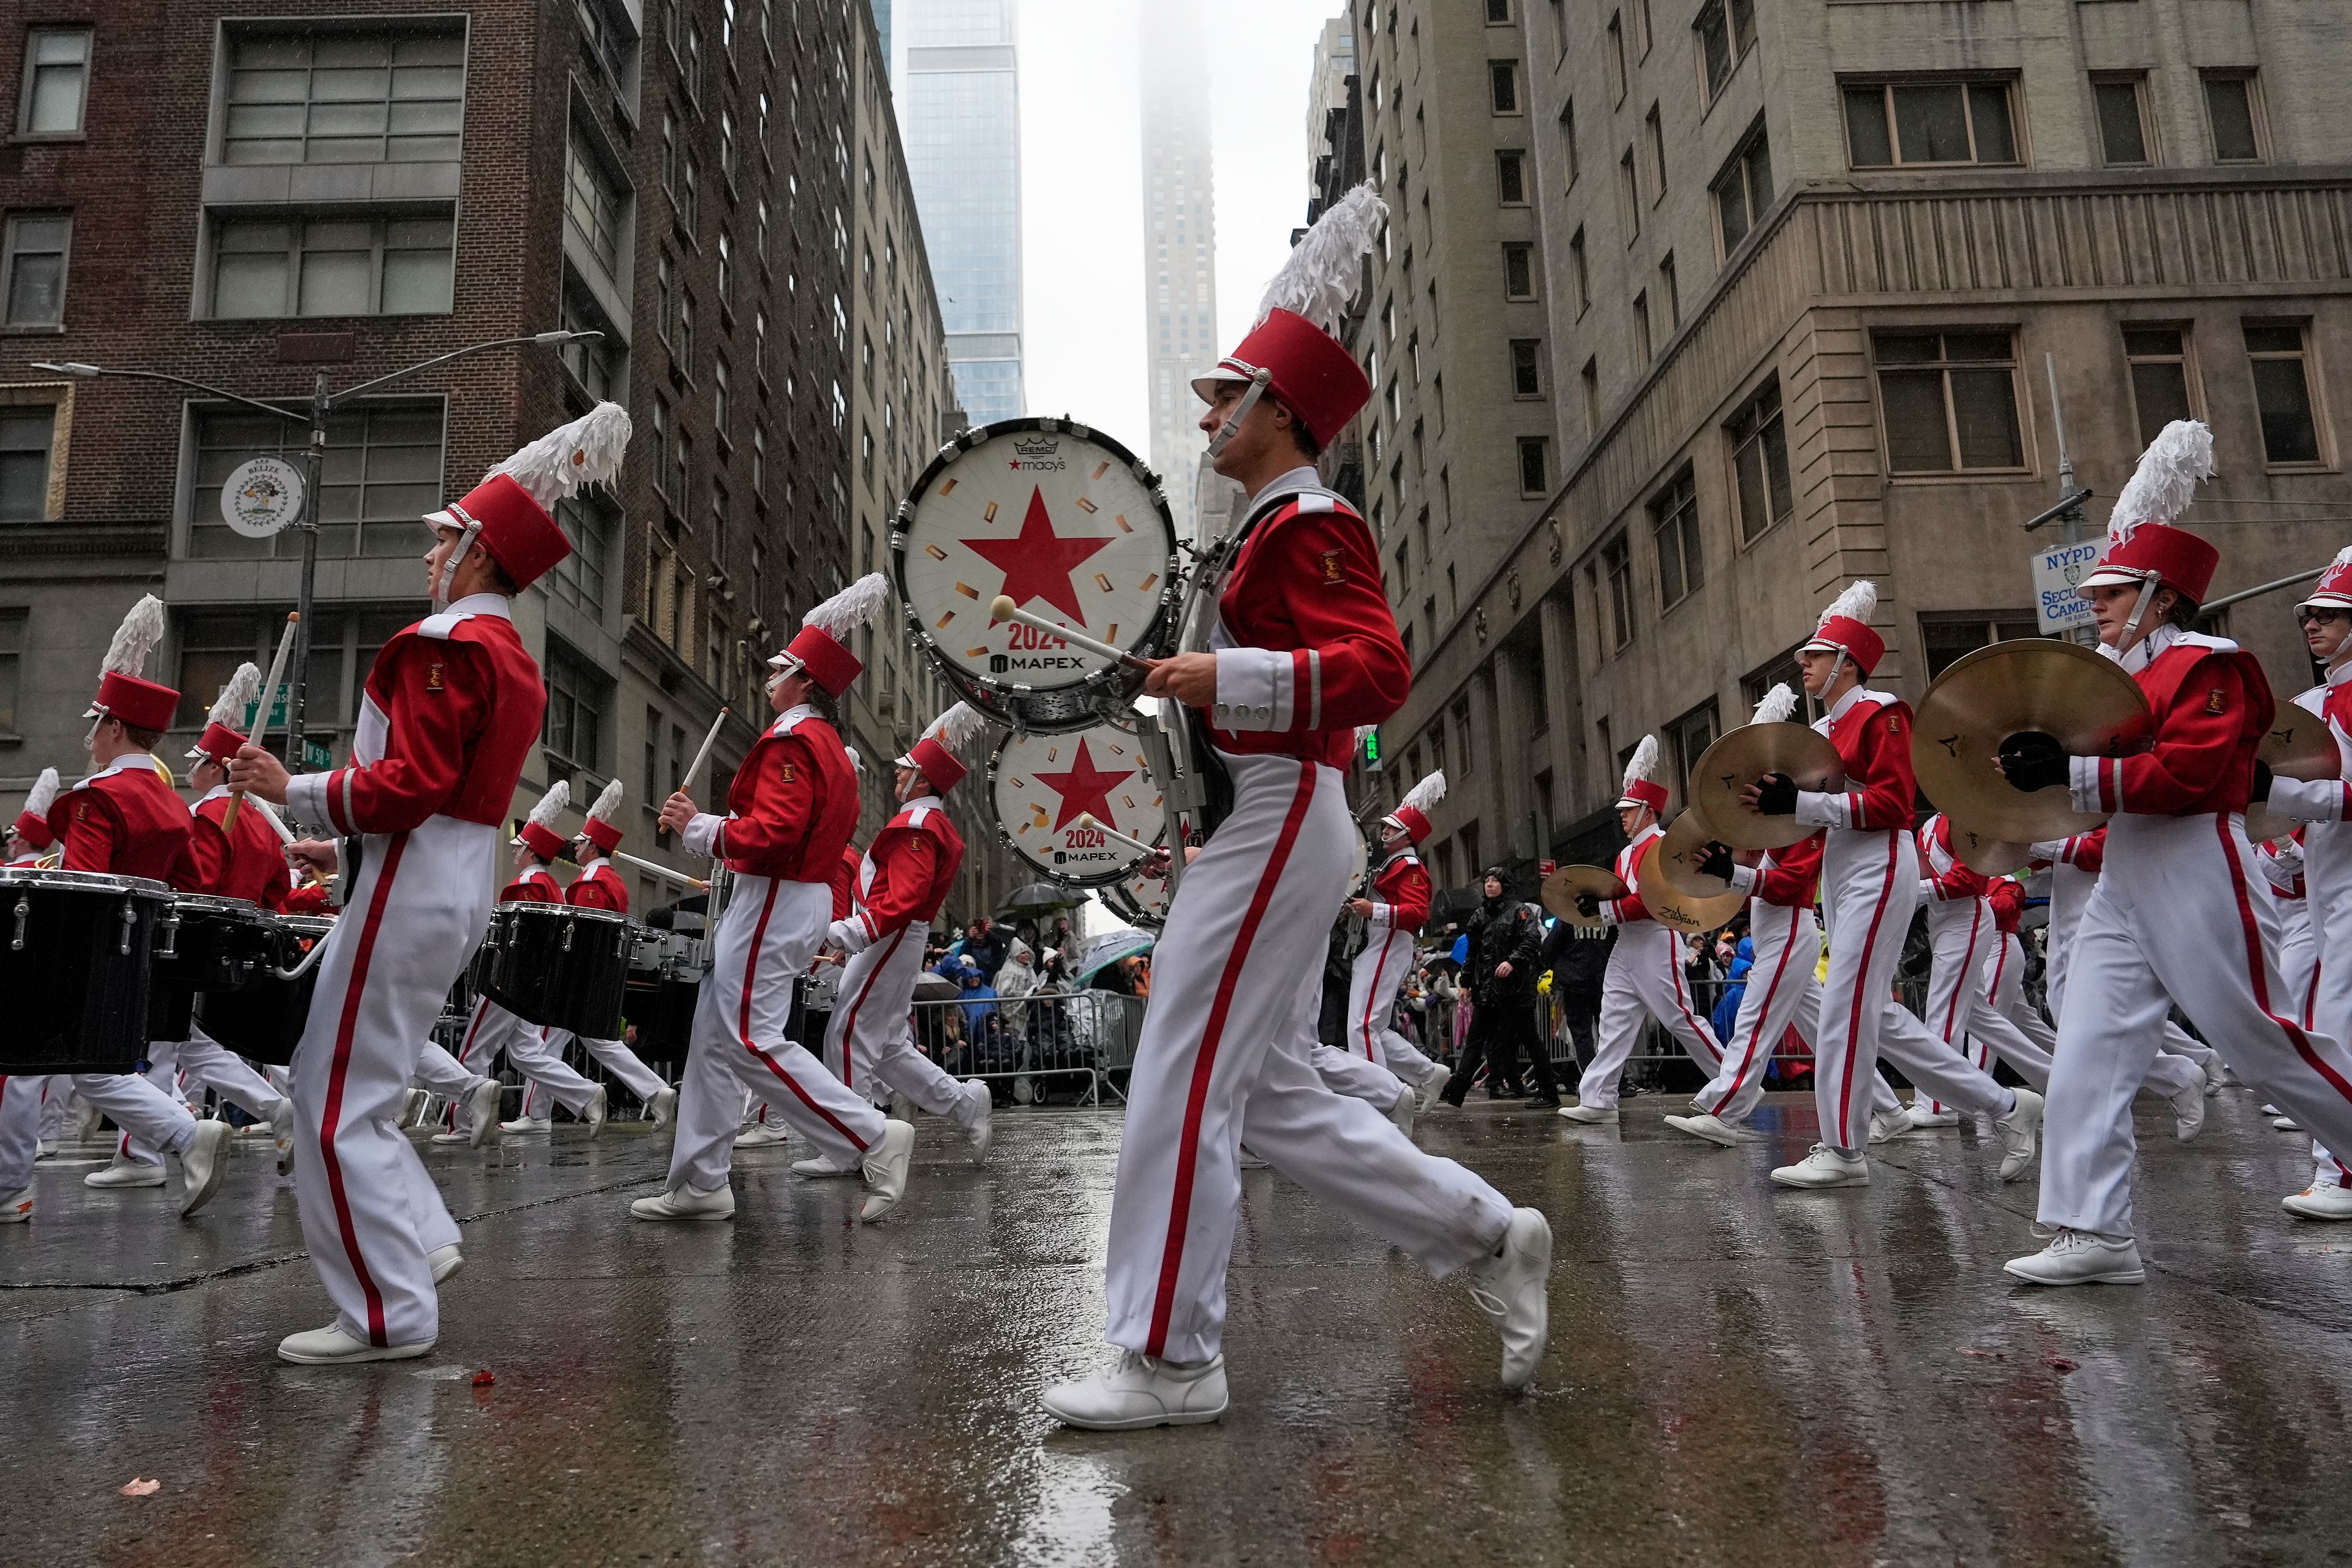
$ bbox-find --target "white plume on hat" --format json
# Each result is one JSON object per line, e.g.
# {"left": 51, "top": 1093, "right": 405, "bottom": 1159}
{"left": 1749, "top": 682, "right": 1798, "bottom": 726}
{"left": 1817, "top": 579, "right": 1877, "bottom": 630}
{"left": 922, "top": 701, "right": 989, "bottom": 756}
{"left": 803, "top": 573, "right": 892, "bottom": 638}
{"left": 1399, "top": 769, "right": 1447, "bottom": 817}
{"left": 1355, "top": 724, "right": 1377, "bottom": 744}
{"left": 488, "top": 402, "right": 633, "bottom": 510}
{"left": 1254, "top": 183, "right": 1388, "bottom": 335}
{"left": 2333, "top": 546, "right": 2352, "bottom": 570}
{"left": 101, "top": 594, "right": 167, "bottom": 680}
{"left": 524, "top": 778, "right": 570, "bottom": 831}
{"left": 1623, "top": 734, "right": 1660, "bottom": 794}
{"left": 207, "top": 662, "right": 262, "bottom": 729}
{"left": 2108, "top": 419, "right": 2214, "bottom": 545}
{"left": 20, "top": 766, "right": 59, "bottom": 821}
{"left": 582, "top": 777, "right": 624, "bottom": 826}
{"left": 843, "top": 745, "right": 864, "bottom": 775}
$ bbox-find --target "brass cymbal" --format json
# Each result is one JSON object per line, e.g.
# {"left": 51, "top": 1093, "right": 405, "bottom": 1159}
{"left": 1540, "top": 864, "right": 1628, "bottom": 929}
{"left": 2247, "top": 698, "right": 2343, "bottom": 843}
{"left": 1687, "top": 722, "right": 1845, "bottom": 850}
{"left": 1653, "top": 811, "right": 1738, "bottom": 900}
{"left": 1912, "top": 638, "right": 2152, "bottom": 843}
{"left": 1637, "top": 832, "right": 1745, "bottom": 935}
{"left": 1947, "top": 820, "right": 2033, "bottom": 878}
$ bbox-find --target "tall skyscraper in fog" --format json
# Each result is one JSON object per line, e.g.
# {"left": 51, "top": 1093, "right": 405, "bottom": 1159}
{"left": 895, "top": 0, "right": 1025, "bottom": 424}
{"left": 1139, "top": 4, "right": 1218, "bottom": 538}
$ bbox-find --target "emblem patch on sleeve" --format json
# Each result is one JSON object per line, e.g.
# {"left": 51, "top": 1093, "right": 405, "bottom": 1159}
{"left": 426, "top": 663, "right": 444, "bottom": 692}
{"left": 779, "top": 761, "right": 796, "bottom": 783}
{"left": 1319, "top": 548, "right": 1344, "bottom": 584}
{"left": 2206, "top": 688, "right": 2226, "bottom": 714}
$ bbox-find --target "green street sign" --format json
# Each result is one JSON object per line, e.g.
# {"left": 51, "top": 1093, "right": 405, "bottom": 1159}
{"left": 302, "top": 739, "right": 333, "bottom": 770}
{"left": 241, "top": 697, "right": 292, "bottom": 731}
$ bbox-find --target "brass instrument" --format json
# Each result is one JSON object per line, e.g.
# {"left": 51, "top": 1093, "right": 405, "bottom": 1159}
{"left": 1912, "top": 639, "right": 2152, "bottom": 844}
{"left": 1540, "top": 865, "right": 1629, "bottom": 930}
{"left": 1636, "top": 827, "right": 1744, "bottom": 935}
{"left": 1686, "top": 723, "right": 1845, "bottom": 850}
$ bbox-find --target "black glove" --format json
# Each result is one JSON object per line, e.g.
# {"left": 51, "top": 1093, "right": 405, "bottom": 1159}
{"left": 1573, "top": 892, "right": 1601, "bottom": 919}
{"left": 1997, "top": 730, "right": 2068, "bottom": 793}
{"left": 1697, "top": 840, "right": 1735, "bottom": 881}
{"left": 1751, "top": 772, "right": 1797, "bottom": 816}
{"left": 2253, "top": 758, "right": 2275, "bottom": 803}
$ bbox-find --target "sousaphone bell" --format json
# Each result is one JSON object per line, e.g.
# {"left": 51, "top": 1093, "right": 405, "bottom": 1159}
{"left": 1912, "top": 639, "right": 2152, "bottom": 844}
{"left": 1686, "top": 723, "right": 1844, "bottom": 850}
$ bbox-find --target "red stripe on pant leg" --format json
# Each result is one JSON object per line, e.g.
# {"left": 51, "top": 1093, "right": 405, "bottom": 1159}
{"left": 2217, "top": 817, "right": 2352, "bottom": 1106}
{"left": 1147, "top": 762, "right": 1318, "bottom": 1359}
{"left": 1665, "top": 946, "right": 1721, "bottom": 1067}
{"left": 1359, "top": 927, "right": 1401, "bottom": 1058}
{"left": 2305, "top": 950, "right": 2323, "bottom": 1033}
{"left": 1939, "top": 907, "right": 1981, "bottom": 1044}
{"left": 1705, "top": 904, "right": 1803, "bottom": 1114}
{"left": 735, "top": 881, "right": 870, "bottom": 1153}
{"left": 835, "top": 928, "right": 909, "bottom": 1091}
{"left": 318, "top": 830, "right": 409, "bottom": 1349}
{"left": 1833, "top": 832, "right": 1902, "bottom": 1150}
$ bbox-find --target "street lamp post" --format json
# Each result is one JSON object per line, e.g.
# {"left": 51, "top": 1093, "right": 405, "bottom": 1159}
{"left": 36, "top": 331, "right": 598, "bottom": 777}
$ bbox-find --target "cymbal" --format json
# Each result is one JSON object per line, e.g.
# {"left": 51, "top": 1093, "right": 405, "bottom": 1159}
{"left": 1651, "top": 811, "right": 1738, "bottom": 900}
{"left": 1947, "top": 820, "right": 2033, "bottom": 878}
{"left": 1637, "top": 832, "right": 1745, "bottom": 935}
{"left": 1686, "top": 722, "right": 1844, "bottom": 850}
{"left": 1912, "top": 638, "right": 2152, "bottom": 843}
{"left": 1540, "top": 864, "right": 1627, "bottom": 929}
{"left": 2247, "top": 699, "right": 2342, "bottom": 843}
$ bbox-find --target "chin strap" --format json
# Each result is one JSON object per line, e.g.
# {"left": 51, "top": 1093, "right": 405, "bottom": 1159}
{"left": 432, "top": 521, "right": 484, "bottom": 609}
{"left": 1205, "top": 368, "right": 1273, "bottom": 459}
{"left": 2119, "top": 571, "right": 2163, "bottom": 648}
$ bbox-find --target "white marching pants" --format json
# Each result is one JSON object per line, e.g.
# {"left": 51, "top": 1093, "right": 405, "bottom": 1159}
{"left": 450, "top": 997, "right": 600, "bottom": 1121}
{"left": 1102, "top": 749, "right": 1513, "bottom": 1363}
{"left": 2040, "top": 812, "right": 2352, "bottom": 1238}
{"left": 1917, "top": 900, "right": 2053, "bottom": 1109}
{"left": 539, "top": 1027, "right": 667, "bottom": 1101}
{"left": 666, "top": 873, "right": 886, "bottom": 1191}
{"left": 1693, "top": 900, "right": 1819, "bottom": 1124}
{"left": 36, "top": 1077, "right": 69, "bottom": 1142}
{"left": 1346, "top": 920, "right": 1443, "bottom": 1085}
{"left": 823, "top": 919, "right": 978, "bottom": 1129}
{"left": 1314, "top": 956, "right": 1411, "bottom": 1110}
{"left": 1574, "top": 921, "right": 1721, "bottom": 1112}
{"left": 290, "top": 817, "right": 489, "bottom": 1349}
{"left": 121, "top": 1027, "right": 288, "bottom": 1165}
{"left": 1, "top": 1068, "right": 199, "bottom": 1194}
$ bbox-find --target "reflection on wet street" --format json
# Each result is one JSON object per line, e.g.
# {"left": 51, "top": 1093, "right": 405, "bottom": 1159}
{"left": 6, "top": 1088, "right": 2351, "bottom": 1566}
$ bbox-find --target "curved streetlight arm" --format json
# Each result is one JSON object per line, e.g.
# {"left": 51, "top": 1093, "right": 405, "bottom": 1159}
{"left": 329, "top": 330, "right": 601, "bottom": 404}
{"left": 29, "top": 361, "right": 306, "bottom": 425}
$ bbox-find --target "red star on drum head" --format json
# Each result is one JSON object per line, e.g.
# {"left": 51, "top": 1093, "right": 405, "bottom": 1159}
{"left": 1031, "top": 737, "right": 1136, "bottom": 832}
{"left": 962, "top": 487, "right": 1114, "bottom": 626}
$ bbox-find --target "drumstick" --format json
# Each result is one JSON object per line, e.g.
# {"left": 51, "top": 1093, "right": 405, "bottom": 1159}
{"left": 224, "top": 612, "right": 300, "bottom": 835}
{"left": 1075, "top": 813, "right": 1163, "bottom": 859}
{"left": 659, "top": 707, "right": 731, "bottom": 838}
{"left": 614, "top": 849, "right": 710, "bottom": 890}
{"left": 988, "top": 596, "right": 1153, "bottom": 671}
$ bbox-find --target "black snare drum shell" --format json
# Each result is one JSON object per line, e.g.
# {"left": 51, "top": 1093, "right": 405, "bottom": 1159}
{"left": 473, "top": 905, "right": 630, "bottom": 1038}
{"left": 0, "top": 881, "right": 160, "bottom": 1074}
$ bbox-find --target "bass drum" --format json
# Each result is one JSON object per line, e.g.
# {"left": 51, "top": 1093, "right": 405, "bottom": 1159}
{"left": 0, "top": 868, "right": 171, "bottom": 1074}
{"left": 1102, "top": 863, "right": 1172, "bottom": 929}
{"left": 990, "top": 717, "right": 1163, "bottom": 888}
{"left": 892, "top": 417, "right": 1178, "bottom": 733}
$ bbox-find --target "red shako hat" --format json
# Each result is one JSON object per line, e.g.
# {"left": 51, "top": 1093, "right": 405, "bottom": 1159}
{"left": 426, "top": 402, "right": 633, "bottom": 594}
{"left": 2301, "top": 546, "right": 2352, "bottom": 612}
{"left": 187, "top": 661, "right": 261, "bottom": 766}
{"left": 2081, "top": 420, "right": 2219, "bottom": 605}
{"left": 1384, "top": 767, "right": 1447, "bottom": 844}
{"left": 899, "top": 701, "right": 987, "bottom": 796}
{"left": 515, "top": 779, "right": 571, "bottom": 861}
{"left": 85, "top": 594, "right": 179, "bottom": 734}
{"left": 771, "top": 574, "right": 892, "bottom": 697}
{"left": 575, "top": 777, "right": 625, "bottom": 855}
{"left": 1803, "top": 580, "right": 1885, "bottom": 677}
{"left": 1616, "top": 736, "right": 1668, "bottom": 813}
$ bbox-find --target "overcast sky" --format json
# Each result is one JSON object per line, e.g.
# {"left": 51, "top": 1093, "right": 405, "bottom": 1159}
{"left": 1014, "top": 0, "right": 1342, "bottom": 442}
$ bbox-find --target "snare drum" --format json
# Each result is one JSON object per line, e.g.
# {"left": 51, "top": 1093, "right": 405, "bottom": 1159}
{"left": 150, "top": 892, "right": 273, "bottom": 1042}
{"left": 195, "top": 913, "right": 333, "bottom": 1067}
{"left": 990, "top": 717, "right": 1163, "bottom": 888}
{"left": 472, "top": 902, "right": 633, "bottom": 1038}
{"left": 786, "top": 971, "right": 836, "bottom": 1049}
{"left": 892, "top": 417, "right": 1179, "bottom": 733}
{"left": 622, "top": 924, "right": 703, "bottom": 1054}
{"left": 0, "top": 867, "right": 173, "bottom": 1074}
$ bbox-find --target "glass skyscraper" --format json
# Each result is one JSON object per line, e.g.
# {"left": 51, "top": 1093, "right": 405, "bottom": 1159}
{"left": 1140, "top": 4, "right": 1218, "bottom": 538}
{"left": 895, "top": 0, "right": 1024, "bottom": 425}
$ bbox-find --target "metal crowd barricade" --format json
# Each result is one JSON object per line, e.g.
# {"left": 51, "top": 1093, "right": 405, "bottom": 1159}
{"left": 902, "top": 987, "right": 1150, "bottom": 1107}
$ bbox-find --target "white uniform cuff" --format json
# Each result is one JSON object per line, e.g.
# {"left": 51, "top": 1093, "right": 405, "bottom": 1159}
{"left": 2067, "top": 755, "right": 2105, "bottom": 815}
{"left": 1795, "top": 790, "right": 1847, "bottom": 829}
{"left": 283, "top": 770, "right": 331, "bottom": 831}
{"left": 1210, "top": 647, "right": 1293, "bottom": 731}
{"left": 1728, "top": 863, "right": 1758, "bottom": 896}
{"left": 827, "top": 916, "right": 869, "bottom": 954}
{"left": 2269, "top": 775, "right": 2346, "bottom": 824}
{"left": 683, "top": 813, "right": 723, "bottom": 857}
{"left": 1366, "top": 902, "right": 1395, "bottom": 928}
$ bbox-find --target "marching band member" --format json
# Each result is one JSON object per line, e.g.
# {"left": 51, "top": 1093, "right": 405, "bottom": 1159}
{"left": 794, "top": 701, "right": 992, "bottom": 1174}
{"left": 229, "top": 403, "right": 622, "bottom": 1360}
{"left": 535, "top": 778, "right": 676, "bottom": 1126}
{"left": 1903, "top": 813, "right": 2061, "bottom": 1121}
{"left": 636, "top": 575, "right": 914, "bottom": 1224}
{"left": 1558, "top": 738, "right": 1724, "bottom": 1123}
{"left": 1743, "top": 581, "right": 2043, "bottom": 1189}
{"left": 0, "top": 597, "right": 234, "bottom": 1223}
{"left": 737, "top": 763, "right": 868, "bottom": 1145}
{"left": 1314, "top": 769, "right": 1450, "bottom": 1125}
{"left": 2003, "top": 421, "right": 2352, "bottom": 1283}
{"left": 1044, "top": 187, "right": 1549, "bottom": 1430}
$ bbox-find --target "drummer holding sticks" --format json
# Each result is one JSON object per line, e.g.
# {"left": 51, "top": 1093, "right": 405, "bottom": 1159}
{"left": 535, "top": 779, "right": 677, "bottom": 1128}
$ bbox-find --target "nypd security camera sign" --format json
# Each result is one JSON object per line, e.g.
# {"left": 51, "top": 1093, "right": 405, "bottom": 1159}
{"left": 221, "top": 456, "right": 306, "bottom": 540}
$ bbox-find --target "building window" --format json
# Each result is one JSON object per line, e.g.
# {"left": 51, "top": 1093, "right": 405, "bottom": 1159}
{"left": 1580, "top": 357, "right": 1600, "bottom": 434}
{"left": 208, "top": 213, "right": 454, "bottom": 318}
{"left": 0, "top": 606, "right": 24, "bottom": 734}
{"left": 1601, "top": 532, "right": 1634, "bottom": 649}
{"left": 1874, "top": 330, "right": 2025, "bottom": 473}
{"left": 1727, "top": 378, "right": 1792, "bottom": 544}
{"left": 1607, "top": 12, "right": 1626, "bottom": 104}
{"left": 1510, "top": 339, "right": 1544, "bottom": 399}
{"left": 549, "top": 493, "right": 614, "bottom": 617}
{"left": 1486, "top": 0, "right": 1512, "bottom": 20}
{"left": 1921, "top": 614, "right": 2043, "bottom": 680}
{"left": 1633, "top": 290, "right": 1652, "bottom": 362}
{"left": 542, "top": 638, "right": 608, "bottom": 772}
{"left": 18, "top": 27, "right": 91, "bottom": 137}
{"left": 2203, "top": 72, "right": 2266, "bottom": 164}
{"left": 1742, "top": 649, "right": 1804, "bottom": 712}
{"left": 1490, "top": 61, "right": 1520, "bottom": 115}
{"left": 712, "top": 356, "right": 731, "bottom": 445}
{"left": 1618, "top": 148, "right": 1640, "bottom": 240}
{"left": 2245, "top": 321, "right": 2323, "bottom": 466}
{"left": 1666, "top": 700, "right": 1720, "bottom": 802}
{"left": 175, "top": 608, "right": 404, "bottom": 737}
{"left": 1659, "top": 253, "right": 1679, "bottom": 331}
{"left": 1645, "top": 104, "right": 1667, "bottom": 198}
{"left": 1694, "top": 0, "right": 1755, "bottom": 103}
{"left": 1496, "top": 149, "right": 1528, "bottom": 205}
{"left": 1713, "top": 126, "right": 1773, "bottom": 255}
{"left": 189, "top": 401, "right": 440, "bottom": 559}
{"left": 1569, "top": 228, "right": 1591, "bottom": 315}
{"left": 1649, "top": 467, "right": 1703, "bottom": 608}
{"left": 0, "top": 407, "right": 57, "bottom": 521}
{"left": 564, "top": 129, "right": 626, "bottom": 276}
{"left": 1510, "top": 437, "right": 1546, "bottom": 495}
{"left": 2122, "top": 326, "right": 2201, "bottom": 448}
{"left": 2, "top": 214, "right": 70, "bottom": 328}
{"left": 1558, "top": 99, "right": 1580, "bottom": 186}
{"left": 1844, "top": 78, "right": 2019, "bottom": 168}
{"left": 2093, "top": 74, "right": 2155, "bottom": 167}
{"left": 219, "top": 28, "right": 466, "bottom": 165}
{"left": 1502, "top": 242, "right": 1536, "bottom": 300}
{"left": 718, "top": 105, "right": 736, "bottom": 186}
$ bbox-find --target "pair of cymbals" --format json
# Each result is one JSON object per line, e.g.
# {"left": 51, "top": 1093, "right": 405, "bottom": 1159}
{"left": 2247, "top": 703, "right": 2343, "bottom": 845}
{"left": 1912, "top": 639, "right": 2151, "bottom": 843}
{"left": 1684, "top": 723, "right": 1845, "bottom": 850}
{"left": 1540, "top": 864, "right": 1626, "bottom": 929}
{"left": 1638, "top": 814, "right": 1747, "bottom": 934}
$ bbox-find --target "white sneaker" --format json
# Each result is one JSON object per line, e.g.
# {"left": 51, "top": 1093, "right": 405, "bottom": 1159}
{"left": 647, "top": 1086, "right": 679, "bottom": 1128}
{"left": 2283, "top": 1182, "right": 2352, "bottom": 1220}
{"left": 2169, "top": 1084, "right": 2206, "bottom": 1142}
{"left": 1905, "top": 1104, "right": 1960, "bottom": 1129}
{"left": 1, "top": 1185, "right": 29, "bottom": 1223}
{"left": 1388, "top": 1090, "right": 1417, "bottom": 1139}
{"left": 2272, "top": 1115, "right": 2303, "bottom": 1132}
{"left": 1993, "top": 1088, "right": 2043, "bottom": 1182}
{"left": 1012, "top": 1076, "right": 1033, "bottom": 1106}
{"left": 1771, "top": 1145, "right": 1869, "bottom": 1188}
{"left": 466, "top": 1079, "right": 503, "bottom": 1148}
{"left": 277, "top": 1323, "right": 435, "bottom": 1365}
{"left": 1556, "top": 1102, "right": 1618, "bottom": 1125}
{"left": 1464, "top": 1207, "right": 1552, "bottom": 1391}
{"left": 1041, "top": 1350, "right": 1229, "bottom": 1430}
{"left": 630, "top": 1182, "right": 736, "bottom": 1220}
{"left": 962, "top": 1080, "right": 993, "bottom": 1166}
{"left": 2203, "top": 1057, "right": 2226, "bottom": 1096}
{"left": 270, "top": 1098, "right": 296, "bottom": 1175}
{"left": 2003, "top": 1229, "right": 2144, "bottom": 1286}
{"left": 178, "top": 1120, "right": 233, "bottom": 1217}
{"left": 733, "top": 1123, "right": 791, "bottom": 1148}
{"left": 499, "top": 1115, "right": 552, "bottom": 1134}
{"left": 1664, "top": 1111, "right": 1743, "bottom": 1148}
{"left": 429, "top": 1128, "right": 472, "bottom": 1145}
{"left": 1868, "top": 1108, "right": 1915, "bottom": 1145}
{"left": 85, "top": 1154, "right": 165, "bottom": 1189}
{"left": 791, "top": 1155, "right": 855, "bottom": 1176}
{"left": 34, "top": 1139, "right": 58, "bottom": 1159}
{"left": 859, "top": 1120, "right": 916, "bottom": 1223}
{"left": 428, "top": 1243, "right": 464, "bottom": 1283}
{"left": 1417, "top": 1068, "right": 1453, "bottom": 1114}
{"left": 583, "top": 1085, "right": 608, "bottom": 1139}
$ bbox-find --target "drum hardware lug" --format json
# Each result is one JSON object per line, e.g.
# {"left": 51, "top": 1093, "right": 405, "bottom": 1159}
{"left": 562, "top": 921, "right": 575, "bottom": 954}
{"left": 9, "top": 893, "right": 25, "bottom": 952}
{"left": 156, "top": 914, "right": 179, "bottom": 960}
{"left": 120, "top": 900, "right": 137, "bottom": 956}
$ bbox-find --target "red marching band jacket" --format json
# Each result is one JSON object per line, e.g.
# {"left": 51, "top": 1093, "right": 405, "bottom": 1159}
{"left": 843, "top": 799, "right": 965, "bottom": 949}
{"left": 174, "top": 788, "right": 293, "bottom": 909}
{"left": 1800, "top": 689, "right": 1917, "bottom": 834}
{"left": 1744, "top": 832, "right": 1823, "bottom": 910}
{"left": 1988, "top": 876, "right": 2027, "bottom": 935}
{"left": 693, "top": 707, "right": 860, "bottom": 883}
{"left": 565, "top": 858, "right": 628, "bottom": 914}
{"left": 51, "top": 755, "right": 191, "bottom": 881}
{"left": 831, "top": 843, "right": 862, "bottom": 922}
{"left": 2068, "top": 631, "right": 2270, "bottom": 818}
{"left": 1203, "top": 485, "right": 1412, "bottom": 769}
{"left": 1366, "top": 851, "right": 1431, "bottom": 933}
{"left": 498, "top": 865, "right": 561, "bottom": 905}
{"left": 1918, "top": 814, "right": 1992, "bottom": 905}
{"left": 1602, "top": 823, "right": 1662, "bottom": 927}
{"left": 293, "top": 601, "right": 546, "bottom": 838}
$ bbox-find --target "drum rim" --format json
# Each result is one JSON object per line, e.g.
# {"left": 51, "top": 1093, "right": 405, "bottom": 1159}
{"left": 891, "top": 416, "right": 1180, "bottom": 717}
{"left": 493, "top": 902, "right": 632, "bottom": 926}
{"left": 0, "top": 866, "right": 172, "bottom": 896}
{"left": 277, "top": 914, "right": 336, "bottom": 933}
{"left": 987, "top": 713, "right": 1161, "bottom": 888}
{"left": 167, "top": 892, "right": 266, "bottom": 917}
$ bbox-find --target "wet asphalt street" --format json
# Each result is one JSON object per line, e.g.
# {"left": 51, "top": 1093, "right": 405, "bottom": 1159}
{"left": 5, "top": 1085, "right": 2351, "bottom": 1567}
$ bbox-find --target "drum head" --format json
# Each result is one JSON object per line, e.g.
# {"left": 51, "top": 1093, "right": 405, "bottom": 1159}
{"left": 894, "top": 418, "right": 1177, "bottom": 733}
{"left": 991, "top": 718, "right": 1163, "bottom": 887}
{"left": 1106, "top": 864, "right": 1172, "bottom": 928}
